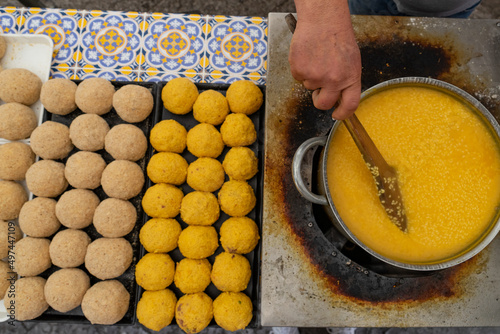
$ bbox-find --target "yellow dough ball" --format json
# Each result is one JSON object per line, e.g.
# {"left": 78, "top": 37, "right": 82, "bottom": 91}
{"left": 213, "top": 292, "right": 253, "bottom": 331}
{"left": 222, "top": 147, "right": 258, "bottom": 180}
{"left": 181, "top": 191, "right": 220, "bottom": 226}
{"left": 150, "top": 119, "right": 187, "bottom": 153}
{"left": 162, "top": 78, "right": 199, "bottom": 115}
{"left": 218, "top": 180, "right": 256, "bottom": 217}
{"left": 220, "top": 113, "right": 257, "bottom": 147}
{"left": 211, "top": 252, "right": 251, "bottom": 292}
{"left": 178, "top": 226, "right": 218, "bottom": 259}
{"left": 137, "top": 289, "right": 177, "bottom": 331}
{"left": 135, "top": 253, "right": 175, "bottom": 291}
{"left": 193, "top": 89, "right": 229, "bottom": 125}
{"left": 174, "top": 258, "right": 212, "bottom": 294}
{"left": 142, "top": 183, "right": 183, "bottom": 218}
{"left": 140, "top": 218, "right": 181, "bottom": 253}
{"left": 147, "top": 152, "right": 188, "bottom": 185}
{"left": 220, "top": 217, "right": 260, "bottom": 254}
{"left": 186, "top": 123, "right": 224, "bottom": 158}
{"left": 175, "top": 292, "right": 213, "bottom": 334}
{"left": 226, "top": 80, "right": 263, "bottom": 115}
{"left": 186, "top": 157, "right": 225, "bottom": 193}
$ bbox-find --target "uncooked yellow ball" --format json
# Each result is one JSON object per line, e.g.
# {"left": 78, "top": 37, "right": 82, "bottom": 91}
{"left": 186, "top": 157, "right": 225, "bottom": 193}
{"left": 135, "top": 253, "right": 175, "bottom": 291}
{"left": 220, "top": 217, "right": 260, "bottom": 254}
{"left": 175, "top": 292, "right": 213, "bottom": 334}
{"left": 226, "top": 80, "right": 263, "bottom": 115}
{"left": 140, "top": 218, "right": 181, "bottom": 253}
{"left": 150, "top": 119, "right": 187, "bottom": 153}
{"left": 193, "top": 89, "right": 230, "bottom": 125}
{"left": 218, "top": 180, "right": 256, "bottom": 217}
{"left": 147, "top": 152, "right": 188, "bottom": 185}
{"left": 211, "top": 252, "right": 251, "bottom": 292}
{"left": 137, "top": 289, "right": 177, "bottom": 332}
{"left": 174, "top": 258, "right": 212, "bottom": 294}
{"left": 187, "top": 123, "right": 224, "bottom": 158}
{"left": 162, "top": 78, "right": 199, "bottom": 115}
{"left": 220, "top": 113, "right": 257, "bottom": 147}
{"left": 178, "top": 226, "right": 219, "bottom": 259}
{"left": 222, "top": 147, "right": 258, "bottom": 180}
{"left": 213, "top": 292, "right": 253, "bottom": 331}
{"left": 180, "top": 191, "right": 220, "bottom": 226}
{"left": 142, "top": 183, "right": 183, "bottom": 218}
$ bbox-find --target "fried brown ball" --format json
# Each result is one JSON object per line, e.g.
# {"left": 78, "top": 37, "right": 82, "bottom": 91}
{"left": 220, "top": 217, "right": 260, "bottom": 254}
{"left": 56, "top": 189, "right": 100, "bottom": 229}
{"left": 85, "top": 237, "right": 133, "bottom": 280}
{"left": 222, "top": 147, "right": 258, "bottom": 181}
{"left": 19, "top": 197, "right": 60, "bottom": 238}
{"left": 40, "top": 78, "right": 78, "bottom": 115}
{"left": 25, "top": 160, "right": 68, "bottom": 198}
{"left": 218, "top": 180, "right": 256, "bottom": 217}
{"left": 174, "top": 258, "right": 211, "bottom": 294}
{"left": 69, "top": 114, "right": 110, "bottom": 151}
{"left": 64, "top": 151, "right": 106, "bottom": 189}
{"left": 0, "top": 68, "right": 42, "bottom": 105}
{"left": 141, "top": 183, "right": 183, "bottom": 218}
{"left": 0, "top": 142, "right": 35, "bottom": 181}
{"left": 135, "top": 252, "right": 175, "bottom": 291}
{"left": 93, "top": 198, "right": 137, "bottom": 238}
{"left": 0, "top": 102, "right": 38, "bottom": 140}
{"left": 180, "top": 191, "right": 220, "bottom": 226}
{"left": 4, "top": 277, "right": 48, "bottom": 321}
{"left": 220, "top": 113, "right": 257, "bottom": 147}
{"left": 113, "top": 84, "right": 154, "bottom": 123}
{"left": 211, "top": 252, "right": 251, "bottom": 292}
{"left": 49, "top": 229, "right": 90, "bottom": 268}
{"left": 186, "top": 123, "right": 224, "bottom": 158}
{"left": 139, "top": 218, "right": 181, "bottom": 253}
{"left": 15, "top": 237, "right": 51, "bottom": 277}
{"left": 30, "top": 121, "right": 74, "bottom": 160}
{"left": 101, "top": 160, "right": 145, "bottom": 200}
{"left": 0, "top": 180, "right": 28, "bottom": 220}
{"left": 186, "top": 157, "right": 225, "bottom": 192}
{"left": 137, "top": 289, "right": 177, "bottom": 331}
{"left": 105, "top": 124, "right": 147, "bottom": 161}
{"left": 162, "top": 77, "right": 199, "bottom": 115}
{"left": 193, "top": 89, "right": 230, "bottom": 125}
{"left": 226, "top": 80, "right": 263, "bottom": 115}
{"left": 81, "top": 280, "right": 130, "bottom": 325}
{"left": 0, "top": 220, "right": 23, "bottom": 259}
{"left": 0, "top": 261, "right": 14, "bottom": 298}
{"left": 44, "top": 268, "right": 90, "bottom": 313}
{"left": 175, "top": 292, "right": 213, "bottom": 334}
{"left": 75, "top": 77, "right": 115, "bottom": 115}
{"left": 0, "top": 36, "right": 5, "bottom": 59}
{"left": 178, "top": 226, "right": 219, "bottom": 259}
{"left": 147, "top": 152, "right": 188, "bottom": 185}
{"left": 150, "top": 119, "right": 187, "bottom": 153}
{"left": 213, "top": 292, "right": 253, "bottom": 331}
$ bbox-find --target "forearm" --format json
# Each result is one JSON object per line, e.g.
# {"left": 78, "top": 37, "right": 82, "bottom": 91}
{"left": 294, "top": 0, "right": 352, "bottom": 31}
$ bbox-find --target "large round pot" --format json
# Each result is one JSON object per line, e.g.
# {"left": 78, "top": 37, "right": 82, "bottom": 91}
{"left": 292, "top": 77, "right": 500, "bottom": 271}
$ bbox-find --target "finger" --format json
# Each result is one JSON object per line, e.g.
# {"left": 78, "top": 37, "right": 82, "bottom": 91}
{"left": 311, "top": 87, "right": 341, "bottom": 111}
{"left": 331, "top": 83, "right": 361, "bottom": 120}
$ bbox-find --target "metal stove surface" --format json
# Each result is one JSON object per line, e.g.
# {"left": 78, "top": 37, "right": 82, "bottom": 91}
{"left": 262, "top": 13, "right": 500, "bottom": 327}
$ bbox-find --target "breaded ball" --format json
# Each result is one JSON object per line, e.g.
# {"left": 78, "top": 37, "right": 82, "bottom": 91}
{"left": 226, "top": 80, "right": 263, "bottom": 115}
{"left": 93, "top": 198, "right": 137, "bottom": 238}
{"left": 19, "top": 197, "right": 60, "bottom": 237}
{"left": 139, "top": 218, "right": 181, "bottom": 253}
{"left": 49, "top": 229, "right": 90, "bottom": 268}
{"left": 137, "top": 289, "right": 177, "bottom": 331}
{"left": 147, "top": 152, "right": 187, "bottom": 185}
{"left": 40, "top": 78, "right": 78, "bottom": 115}
{"left": 0, "top": 102, "right": 38, "bottom": 140}
{"left": 223, "top": 147, "right": 258, "bottom": 181}
{"left": 0, "top": 180, "right": 28, "bottom": 220}
{"left": 0, "top": 142, "right": 35, "bottom": 181}
{"left": 186, "top": 157, "right": 225, "bottom": 192}
{"left": 85, "top": 237, "right": 133, "bottom": 280}
{"left": 193, "top": 89, "right": 229, "bottom": 125}
{"left": 56, "top": 189, "right": 100, "bottom": 229}
{"left": 113, "top": 84, "right": 154, "bottom": 123}
{"left": 0, "top": 220, "right": 23, "bottom": 259}
{"left": 81, "top": 280, "right": 129, "bottom": 325}
{"left": 180, "top": 191, "right": 220, "bottom": 226}
{"left": 220, "top": 113, "right": 257, "bottom": 147}
{"left": 69, "top": 114, "right": 109, "bottom": 151}
{"left": 15, "top": 237, "right": 51, "bottom": 277}
{"left": 174, "top": 258, "right": 211, "bottom": 294}
{"left": 101, "top": 160, "right": 145, "bottom": 200}
{"left": 4, "top": 277, "right": 48, "bottom": 321}
{"left": 150, "top": 119, "right": 186, "bottom": 153}
{"left": 162, "top": 77, "right": 199, "bottom": 115}
{"left": 218, "top": 180, "right": 256, "bottom": 217}
{"left": 30, "top": 121, "right": 74, "bottom": 160}
{"left": 65, "top": 151, "right": 106, "bottom": 189}
{"left": 213, "top": 292, "right": 253, "bottom": 331}
{"left": 25, "top": 160, "right": 68, "bottom": 198}
{"left": 175, "top": 292, "right": 213, "bottom": 334}
{"left": 105, "top": 124, "right": 147, "bottom": 161}
{"left": 0, "top": 261, "right": 14, "bottom": 298}
{"left": 135, "top": 253, "right": 175, "bottom": 291}
{"left": 141, "top": 183, "right": 183, "bottom": 218}
{"left": 211, "top": 252, "right": 251, "bottom": 292}
{"left": 0, "top": 36, "right": 5, "bottom": 59}
{"left": 75, "top": 77, "right": 115, "bottom": 115}
{"left": 44, "top": 268, "right": 90, "bottom": 313}
{"left": 0, "top": 68, "right": 42, "bottom": 105}
{"left": 220, "top": 217, "right": 260, "bottom": 254}
{"left": 186, "top": 123, "right": 224, "bottom": 158}
{"left": 178, "top": 226, "right": 218, "bottom": 259}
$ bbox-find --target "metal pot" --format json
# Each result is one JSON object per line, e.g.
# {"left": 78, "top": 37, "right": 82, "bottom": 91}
{"left": 292, "top": 77, "right": 500, "bottom": 271}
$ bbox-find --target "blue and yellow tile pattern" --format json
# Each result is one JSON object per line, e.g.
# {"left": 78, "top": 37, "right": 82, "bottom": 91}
{"left": 0, "top": 6, "right": 267, "bottom": 85}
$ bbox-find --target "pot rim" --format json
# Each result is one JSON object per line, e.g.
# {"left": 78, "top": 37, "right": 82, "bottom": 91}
{"left": 322, "top": 76, "right": 500, "bottom": 271}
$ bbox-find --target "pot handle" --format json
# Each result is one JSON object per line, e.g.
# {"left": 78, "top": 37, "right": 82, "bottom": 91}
{"left": 292, "top": 136, "right": 329, "bottom": 206}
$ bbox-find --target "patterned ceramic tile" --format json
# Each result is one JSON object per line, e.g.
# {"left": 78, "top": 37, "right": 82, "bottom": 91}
{"left": 204, "top": 16, "right": 267, "bottom": 82}
{"left": 0, "top": 7, "right": 22, "bottom": 34}
{"left": 75, "top": 66, "right": 140, "bottom": 81}
{"left": 139, "top": 70, "right": 203, "bottom": 83}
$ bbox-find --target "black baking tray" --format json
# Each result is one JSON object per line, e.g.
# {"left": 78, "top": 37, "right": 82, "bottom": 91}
{"left": 26, "top": 80, "right": 158, "bottom": 325}
{"left": 136, "top": 82, "right": 265, "bottom": 330}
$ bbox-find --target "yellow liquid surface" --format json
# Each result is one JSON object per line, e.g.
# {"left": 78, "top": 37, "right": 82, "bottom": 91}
{"left": 326, "top": 86, "right": 500, "bottom": 264}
